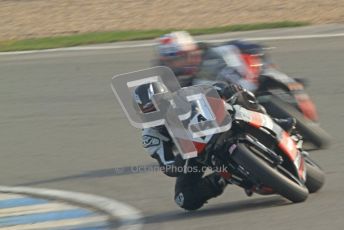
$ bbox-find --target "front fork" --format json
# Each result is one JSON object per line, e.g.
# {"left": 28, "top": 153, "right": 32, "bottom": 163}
{"left": 209, "top": 138, "right": 278, "bottom": 195}
{"left": 215, "top": 134, "right": 305, "bottom": 196}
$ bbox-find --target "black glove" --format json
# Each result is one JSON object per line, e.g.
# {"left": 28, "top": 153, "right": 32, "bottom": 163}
{"left": 212, "top": 81, "right": 243, "bottom": 101}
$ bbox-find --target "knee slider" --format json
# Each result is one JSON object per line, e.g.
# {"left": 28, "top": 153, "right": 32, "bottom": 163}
{"left": 174, "top": 190, "right": 204, "bottom": 211}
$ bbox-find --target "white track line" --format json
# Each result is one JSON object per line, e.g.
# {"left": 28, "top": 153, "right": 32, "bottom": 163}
{"left": 0, "top": 43, "right": 156, "bottom": 55}
{"left": 206, "top": 32, "right": 344, "bottom": 43}
{"left": 0, "top": 186, "right": 143, "bottom": 230}
{"left": 0, "top": 32, "right": 344, "bottom": 56}
{"left": 0, "top": 193, "right": 25, "bottom": 200}
{"left": 0, "top": 202, "right": 76, "bottom": 218}
{"left": 0, "top": 215, "right": 108, "bottom": 230}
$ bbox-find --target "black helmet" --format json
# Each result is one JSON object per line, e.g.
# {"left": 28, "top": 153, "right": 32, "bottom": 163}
{"left": 133, "top": 82, "right": 168, "bottom": 113}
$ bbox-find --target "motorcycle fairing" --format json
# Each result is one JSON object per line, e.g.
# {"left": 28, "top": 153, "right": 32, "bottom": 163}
{"left": 233, "top": 105, "right": 306, "bottom": 181}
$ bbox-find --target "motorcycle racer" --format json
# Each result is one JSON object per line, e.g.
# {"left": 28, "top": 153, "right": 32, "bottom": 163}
{"left": 155, "top": 31, "right": 266, "bottom": 90}
{"left": 156, "top": 31, "right": 330, "bottom": 150}
{"left": 136, "top": 81, "right": 295, "bottom": 210}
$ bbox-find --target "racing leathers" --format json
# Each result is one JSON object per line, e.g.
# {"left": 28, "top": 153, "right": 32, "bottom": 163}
{"left": 141, "top": 83, "right": 267, "bottom": 211}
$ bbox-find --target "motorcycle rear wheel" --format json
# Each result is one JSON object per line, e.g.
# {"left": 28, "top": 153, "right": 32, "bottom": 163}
{"left": 261, "top": 96, "right": 330, "bottom": 149}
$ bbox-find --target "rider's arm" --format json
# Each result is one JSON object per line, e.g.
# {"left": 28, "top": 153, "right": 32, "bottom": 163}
{"left": 142, "top": 127, "right": 186, "bottom": 177}
{"left": 213, "top": 81, "right": 266, "bottom": 113}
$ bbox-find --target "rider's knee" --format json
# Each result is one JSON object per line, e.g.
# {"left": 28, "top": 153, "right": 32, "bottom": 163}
{"left": 174, "top": 189, "right": 205, "bottom": 211}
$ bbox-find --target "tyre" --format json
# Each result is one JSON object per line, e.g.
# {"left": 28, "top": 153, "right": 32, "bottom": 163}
{"left": 260, "top": 96, "right": 330, "bottom": 149}
{"left": 305, "top": 157, "right": 325, "bottom": 193}
{"left": 231, "top": 143, "right": 309, "bottom": 203}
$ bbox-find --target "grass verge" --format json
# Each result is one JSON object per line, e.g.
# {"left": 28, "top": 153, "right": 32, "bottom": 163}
{"left": 0, "top": 21, "right": 310, "bottom": 52}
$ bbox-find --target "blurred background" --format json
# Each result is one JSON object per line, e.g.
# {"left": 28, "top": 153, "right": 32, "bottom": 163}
{"left": 0, "top": 0, "right": 343, "bottom": 40}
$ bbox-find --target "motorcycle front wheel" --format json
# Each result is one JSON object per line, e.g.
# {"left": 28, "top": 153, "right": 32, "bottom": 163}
{"left": 304, "top": 156, "right": 325, "bottom": 193}
{"left": 231, "top": 143, "right": 309, "bottom": 203}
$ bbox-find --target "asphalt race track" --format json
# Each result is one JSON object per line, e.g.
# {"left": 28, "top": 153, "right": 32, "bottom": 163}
{"left": 1, "top": 25, "right": 344, "bottom": 230}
